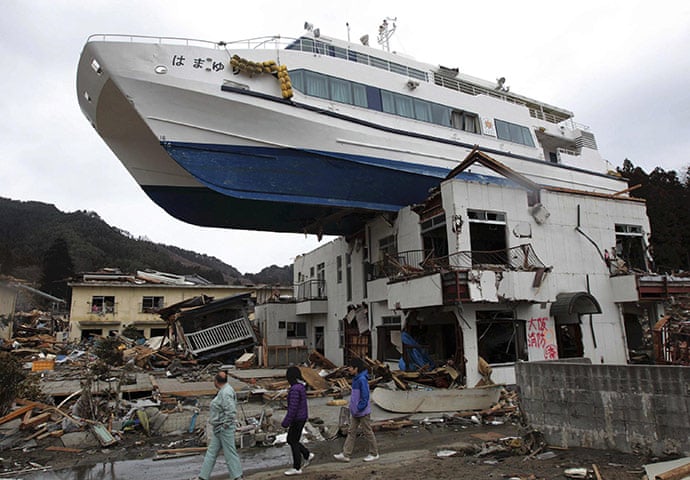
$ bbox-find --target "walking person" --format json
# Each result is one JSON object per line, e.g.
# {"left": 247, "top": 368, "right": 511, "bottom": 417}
{"left": 193, "top": 371, "right": 243, "bottom": 480}
{"left": 334, "top": 358, "right": 379, "bottom": 462}
{"left": 281, "top": 366, "right": 314, "bottom": 476}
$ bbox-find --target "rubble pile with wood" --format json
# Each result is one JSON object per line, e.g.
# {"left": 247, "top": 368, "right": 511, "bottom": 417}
{"left": 653, "top": 296, "right": 690, "bottom": 365}
{"left": 3, "top": 342, "right": 650, "bottom": 479}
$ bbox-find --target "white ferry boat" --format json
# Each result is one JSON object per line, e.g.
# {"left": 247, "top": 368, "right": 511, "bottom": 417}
{"left": 76, "top": 24, "right": 625, "bottom": 235}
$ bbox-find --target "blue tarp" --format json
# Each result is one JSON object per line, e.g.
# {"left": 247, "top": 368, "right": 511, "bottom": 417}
{"left": 398, "top": 331, "right": 435, "bottom": 371}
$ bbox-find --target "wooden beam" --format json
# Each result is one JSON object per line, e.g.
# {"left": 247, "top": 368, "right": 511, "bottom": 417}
{"left": 0, "top": 404, "right": 36, "bottom": 426}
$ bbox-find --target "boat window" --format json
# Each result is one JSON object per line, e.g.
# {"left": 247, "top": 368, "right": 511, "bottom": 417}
{"left": 451, "top": 110, "right": 479, "bottom": 133}
{"left": 286, "top": 37, "right": 429, "bottom": 81}
{"left": 431, "top": 104, "right": 451, "bottom": 127}
{"left": 370, "top": 56, "right": 388, "bottom": 70}
{"left": 304, "top": 71, "right": 329, "bottom": 99}
{"left": 330, "top": 45, "right": 348, "bottom": 59}
{"left": 414, "top": 99, "right": 432, "bottom": 122}
{"left": 381, "top": 90, "right": 396, "bottom": 114}
{"left": 330, "top": 77, "right": 353, "bottom": 104}
{"left": 390, "top": 62, "right": 408, "bottom": 75}
{"left": 394, "top": 95, "right": 415, "bottom": 118}
{"left": 291, "top": 68, "right": 481, "bottom": 132}
{"left": 495, "top": 119, "right": 535, "bottom": 147}
{"left": 353, "top": 84, "right": 367, "bottom": 107}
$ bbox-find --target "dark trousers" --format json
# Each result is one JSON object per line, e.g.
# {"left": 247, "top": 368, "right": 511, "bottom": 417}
{"left": 287, "top": 420, "right": 310, "bottom": 469}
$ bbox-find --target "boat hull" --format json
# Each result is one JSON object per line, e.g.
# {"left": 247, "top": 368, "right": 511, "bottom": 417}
{"left": 372, "top": 385, "right": 502, "bottom": 413}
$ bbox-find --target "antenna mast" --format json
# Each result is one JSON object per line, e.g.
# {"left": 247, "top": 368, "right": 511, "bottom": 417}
{"left": 377, "top": 17, "right": 397, "bottom": 52}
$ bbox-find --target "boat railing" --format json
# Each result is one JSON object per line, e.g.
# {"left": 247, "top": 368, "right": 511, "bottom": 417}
{"left": 86, "top": 33, "right": 293, "bottom": 50}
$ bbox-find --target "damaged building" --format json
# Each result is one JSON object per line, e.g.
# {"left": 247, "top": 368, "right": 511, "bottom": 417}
{"left": 255, "top": 150, "right": 690, "bottom": 383}
{"left": 67, "top": 269, "right": 289, "bottom": 343}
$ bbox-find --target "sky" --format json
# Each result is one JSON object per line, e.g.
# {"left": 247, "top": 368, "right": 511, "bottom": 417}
{"left": 2, "top": 1, "right": 689, "bottom": 273}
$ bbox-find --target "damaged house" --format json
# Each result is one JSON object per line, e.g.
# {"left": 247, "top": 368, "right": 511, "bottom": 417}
{"left": 67, "top": 269, "right": 285, "bottom": 342}
{"left": 158, "top": 293, "right": 257, "bottom": 361}
{"left": 255, "top": 150, "right": 690, "bottom": 383}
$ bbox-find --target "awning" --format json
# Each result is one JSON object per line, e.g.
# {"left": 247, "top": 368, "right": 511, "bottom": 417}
{"left": 550, "top": 292, "right": 602, "bottom": 321}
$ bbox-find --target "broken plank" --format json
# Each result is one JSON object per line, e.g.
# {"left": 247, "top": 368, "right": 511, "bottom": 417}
{"left": 298, "top": 366, "right": 330, "bottom": 391}
{"left": 45, "top": 446, "right": 82, "bottom": 453}
{"left": 655, "top": 460, "right": 690, "bottom": 480}
{"left": 21, "top": 412, "right": 52, "bottom": 430}
{"left": 156, "top": 447, "right": 207, "bottom": 455}
{"left": 153, "top": 452, "right": 200, "bottom": 461}
{"left": 0, "top": 404, "right": 36, "bottom": 426}
{"left": 592, "top": 464, "right": 603, "bottom": 480}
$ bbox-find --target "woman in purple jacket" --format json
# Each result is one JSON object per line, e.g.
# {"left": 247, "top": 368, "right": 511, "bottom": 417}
{"left": 334, "top": 358, "right": 379, "bottom": 462}
{"left": 281, "top": 366, "right": 314, "bottom": 476}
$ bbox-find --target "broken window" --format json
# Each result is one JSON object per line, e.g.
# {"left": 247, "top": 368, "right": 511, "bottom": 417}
{"left": 421, "top": 213, "right": 449, "bottom": 259}
{"left": 317, "top": 262, "right": 325, "bottom": 297}
{"left": 476, "top": 310, "right": 527, "bottom": 364}
{"left": 286, "top": 322, "right": 307, "bottom": 338}
{"left": 556, "top": 323, "right": 584, "bottom": 358}
{"left": 379, "top": 235, "right": 397, "bottom": 259}
{"left": 336, "top": 255, "right": 343, "bottom": 284}
{"left": 150, "top": 328, "right": 167, "bottom": 337}
{"left": 615, "top": 224, "right": 647, "bottom": 271}
{"left": 91, "top": 296, "right": 115, "bottom": 314}
{"left": 346, "top": 253, "right": 352, "bottom": 301}
{"left": 468, "top": 209, "right": 508, "bottom": 265}
{"left": 141, "top": 296, "right": 164, "bottom": 313}
{"left": 81, "top": 328, "right": 103, "bottom": 340}
{"left": 377, "top": 316, "right": 402, "bottom": 362}
{"left": 314, "top": 326, "right": 325, "bottom": 355}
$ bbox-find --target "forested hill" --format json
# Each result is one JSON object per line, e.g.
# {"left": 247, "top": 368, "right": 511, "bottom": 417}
{"left": 0, "top": 197, "right": 292, "bottom": 287}
{"left": 619, "top": 160, "right": 690, "bottom": 273}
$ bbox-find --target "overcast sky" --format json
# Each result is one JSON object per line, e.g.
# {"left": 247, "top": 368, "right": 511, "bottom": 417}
{"left": 2, "top": 1, "right": 689, "bottom": 273}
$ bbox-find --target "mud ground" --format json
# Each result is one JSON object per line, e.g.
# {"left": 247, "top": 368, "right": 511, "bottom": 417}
{"left": 2, "top": 418, "right": 652, "bottom": 479}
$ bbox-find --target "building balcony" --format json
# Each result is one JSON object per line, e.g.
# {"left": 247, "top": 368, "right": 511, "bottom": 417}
{"left": 611, "top": 273, "right": 690, "bottom": 303}
{"left": 383, "top": 244, "right": 551, "bottom": 308}
{"left": 295, "top": 279, "right": 327, "bottom": 315}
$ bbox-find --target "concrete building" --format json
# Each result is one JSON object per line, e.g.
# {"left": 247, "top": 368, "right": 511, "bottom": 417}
{"left": 256, "top": 151, "right": 690, "bottom": 380}
{"left": 68, "top": 269, "right": 289, "bottom": 341}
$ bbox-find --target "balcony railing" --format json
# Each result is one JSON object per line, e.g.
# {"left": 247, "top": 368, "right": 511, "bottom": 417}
{"left": 295, "top": 279, "right": 327, "bottom": 301}
{"left": 371, "top": 244, "right": 546, "bottom": 280}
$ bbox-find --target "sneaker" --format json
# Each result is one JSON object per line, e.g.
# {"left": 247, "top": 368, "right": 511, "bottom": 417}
{"left": 333, "top": 452, "right": 351, "bottom": 462}
{"left": 303, "top": 452, "right": 315, "bottom": 467}
{"left": 284, "top": 468, "right": 302, "bottom": 476}
{"left": 363, "top": 454, "right": 380, "bottom": 462}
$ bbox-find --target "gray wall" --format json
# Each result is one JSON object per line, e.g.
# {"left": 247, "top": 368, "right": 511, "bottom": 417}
{"left": 516, "top": 361, "right": 690, "bottom": 456}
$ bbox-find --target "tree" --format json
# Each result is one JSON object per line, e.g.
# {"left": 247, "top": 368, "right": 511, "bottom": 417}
{"left": 39, "top": 237, "right": 75, "bottom": 302}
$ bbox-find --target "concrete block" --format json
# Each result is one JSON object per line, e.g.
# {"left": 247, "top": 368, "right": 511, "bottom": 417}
{"left": 61, "top": 430, "right": 99, "bottom": 448}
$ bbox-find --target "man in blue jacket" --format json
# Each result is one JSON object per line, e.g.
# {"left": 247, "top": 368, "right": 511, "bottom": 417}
{"left": 334, "top": 358, "right": 379, "bottom": 462}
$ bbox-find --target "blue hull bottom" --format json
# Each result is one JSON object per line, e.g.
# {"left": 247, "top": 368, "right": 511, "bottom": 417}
{"left": 156, "top": 142, "right": 448, "bottom": 234}
{"left": 144, "top": 185, "right": 391, "bottom": 235}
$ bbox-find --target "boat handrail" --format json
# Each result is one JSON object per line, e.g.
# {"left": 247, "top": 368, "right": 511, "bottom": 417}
{"left": 86, "top": 33, "right": 297, "bottom": 50}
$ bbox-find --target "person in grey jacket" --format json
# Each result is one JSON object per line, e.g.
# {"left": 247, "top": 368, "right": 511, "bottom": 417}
{"left": 194, "top": 371, "right": 243, "bottom": 480}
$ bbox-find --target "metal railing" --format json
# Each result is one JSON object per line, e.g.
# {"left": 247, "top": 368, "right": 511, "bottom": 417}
{"left": 371, "top": 244, "right": 546, "bottom": 280}
{"left": 87, "top": 33, "right": 288, "bottom": 50}
{"left": 184, "top": 317, "right": 255, "bottom": 355}
{"left": 295, "top": 279, "right": 327, "bottom": 301}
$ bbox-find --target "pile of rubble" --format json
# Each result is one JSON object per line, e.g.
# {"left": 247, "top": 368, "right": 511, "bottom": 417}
{"left": 653, "top": 296, "right": 690, "bottom": 365}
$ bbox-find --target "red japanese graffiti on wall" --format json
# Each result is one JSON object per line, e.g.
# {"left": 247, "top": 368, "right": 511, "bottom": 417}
{"left": 528, "top": 316, "right": 558, "bottom": 359}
